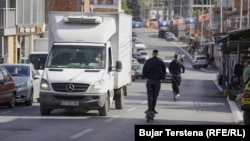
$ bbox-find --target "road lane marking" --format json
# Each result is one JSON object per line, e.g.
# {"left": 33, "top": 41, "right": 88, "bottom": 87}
{"left": 21, "top": 106, "right": 33, "bottom": 110}
{"left": 69, "top": 129, "right": 94, "bottom": 139}
{"left": 105, "top": 116, "right": 120, "bottom": 122}
{"left": 141, "top": 101, "right": 147, "bottom": 104}
{"left": 0, "top": 111, "right": 11, "bottom": 114}
{"left": 127, "top": 107, "right": 137, "bottom": 112}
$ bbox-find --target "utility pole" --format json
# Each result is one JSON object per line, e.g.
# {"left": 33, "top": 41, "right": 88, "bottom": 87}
{"left": 248, "top": 0, "right": 250, "bottom": 27}
{"left": 220, "top": 0, "right": 223, "bottom": 33}
{"left": 200, "top": 0, "right": 204, "bottom": 47}
{"left": 240, "top": 0, "right": 243, "bottom": 29}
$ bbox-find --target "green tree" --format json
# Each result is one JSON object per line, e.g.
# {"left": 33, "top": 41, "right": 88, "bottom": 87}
{"left": 121, "top": 0, "right": 132, "bottom": 15}
{"left": 127, "top": 0, "right": 142, "bottom": 20}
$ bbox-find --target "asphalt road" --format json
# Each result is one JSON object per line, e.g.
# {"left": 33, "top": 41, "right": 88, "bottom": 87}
{"left": 0, "top": 28, "right": 244, "bottom": 141}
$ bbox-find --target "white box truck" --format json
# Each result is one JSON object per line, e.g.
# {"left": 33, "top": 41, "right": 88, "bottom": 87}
{"left": 39, "top": 11, "right": 132, "bottom": 116}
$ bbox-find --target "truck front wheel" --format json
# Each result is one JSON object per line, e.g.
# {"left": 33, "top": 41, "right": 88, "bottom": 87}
{"left": 99, "top": 95, "right": 109, "bottom": 116}
{"left": 115, "top": 88, "right": 124, "bottom": 109}
{"left": 40, "top": 103, "right": 51, "bottom": 116}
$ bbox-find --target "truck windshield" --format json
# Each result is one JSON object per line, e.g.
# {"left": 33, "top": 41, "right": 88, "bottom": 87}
{"left": 46, "top": 45, "right": 106, "bottom": 69}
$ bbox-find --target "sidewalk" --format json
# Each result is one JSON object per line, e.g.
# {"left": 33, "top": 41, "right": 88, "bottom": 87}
{"left": 176, "top": 41, "right": 244, "bottom": 124}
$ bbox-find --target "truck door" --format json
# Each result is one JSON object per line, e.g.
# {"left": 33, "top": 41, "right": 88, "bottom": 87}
{"left": 107, "top": 47, "right": 114, "bottom": 96}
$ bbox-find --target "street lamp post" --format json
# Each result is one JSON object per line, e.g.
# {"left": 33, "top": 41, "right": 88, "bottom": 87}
{"left": 200, "top": 0, "right": 204, "bottom": 47}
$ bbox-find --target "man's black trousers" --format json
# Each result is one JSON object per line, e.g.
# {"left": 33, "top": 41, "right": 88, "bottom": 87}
{"left": 146, "top": 80, "right": 161, "bottom": 112}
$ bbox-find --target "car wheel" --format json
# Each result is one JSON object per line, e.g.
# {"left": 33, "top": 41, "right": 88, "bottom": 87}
{"left": 99, "top": 94, "right": 109, "bottom": 116}
{"left": 115, "top": 88, "right": 124, "bottom": 109}
{"left": 7, "top": 92, "right": 15, "bottom": 108}
{"left": 25, "top": 89, "right": 33, "bottom": 106}
{"left": 40, "top": 103, "right": 51, "bottom": 116}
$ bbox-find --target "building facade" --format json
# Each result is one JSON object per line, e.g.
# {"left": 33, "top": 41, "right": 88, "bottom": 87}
{"left": 0, "top": 0, "right": 121, "bottom": 64}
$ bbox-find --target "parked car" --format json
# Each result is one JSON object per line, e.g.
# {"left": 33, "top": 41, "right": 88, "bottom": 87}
{"left": 192, "top": 55, "right": 208, "bottom": 68}
{"left": 0, "top": 64, "right": 41, "bottom": 105}
{"left": 131, "top": 68, "right": 136, "bottom": 81}
{"left": 166, "top": 33, "right": 176, "bottom": 41}
{"left": 139, "top": 51, "right": 149, "bottom": 60}
{"left": 162, "top": 60, "right": 172, "bottom": 83}
{"left": 134, "top": 43, "right": 146, "bottom": 52}
{"left": 132, "top": 58, "right": 139, "bottom": 65}
{"left": 164, "top": 32, "right": 173, "bottom": 38}
{"left": 0, "top": 67, "right": 16, "bottom": 108}
{"left": 131, "top": 64, "right": 142, "bottom": 80}
{"left": 158, "top": 27, "right": 167, "bottom": 38}
{"left": 132, "top": 32, "right": 138, "bottom": 41}
{"left": 132, "top": 52, "right": 145, "bottom": 63}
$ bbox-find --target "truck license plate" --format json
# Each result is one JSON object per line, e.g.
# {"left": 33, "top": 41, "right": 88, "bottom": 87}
{"left": 61, "top": 101, "right": 79, "bottom": 106}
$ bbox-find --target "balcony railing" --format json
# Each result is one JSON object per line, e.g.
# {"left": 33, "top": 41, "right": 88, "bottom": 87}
{"left": 0, "top": 8, "right": 16, "bottom": 29}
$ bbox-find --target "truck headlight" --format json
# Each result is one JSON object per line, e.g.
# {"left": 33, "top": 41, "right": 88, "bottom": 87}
{"left": 40, "top": 78, "right": 51, "bottom": 90}
{"left": 89, "top": 79, "right": 105, "bottom": 92}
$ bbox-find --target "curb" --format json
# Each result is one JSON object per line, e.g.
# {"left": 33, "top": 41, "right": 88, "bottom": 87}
{"left": 213, "top": 80, "right": 244, "bottom": 124}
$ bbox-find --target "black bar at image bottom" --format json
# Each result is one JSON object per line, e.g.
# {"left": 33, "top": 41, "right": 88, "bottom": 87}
{"left": 135, "top": 125, "right": 250, "bottom": 140}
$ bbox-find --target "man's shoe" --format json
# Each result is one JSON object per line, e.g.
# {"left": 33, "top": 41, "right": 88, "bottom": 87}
{"left": 153, "top": 110, "right": 158, "bottom": 114}
{"left": 175, "top": 94, "right": 180, "bottom": 99}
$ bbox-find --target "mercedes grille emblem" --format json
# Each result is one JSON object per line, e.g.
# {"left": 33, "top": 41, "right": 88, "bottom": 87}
{"left": 66, "top": 84, "right": 75, "bottom": 92}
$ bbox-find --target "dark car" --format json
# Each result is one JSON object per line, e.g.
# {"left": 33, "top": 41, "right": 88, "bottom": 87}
{"left": 132, "top": 32, "right": 138, "bottom": 41}
{"left": 158, "top": 27, "right": 168, "bottom": 38}
{"left": 0, "top": 67, "right": 16, "bottom": 108}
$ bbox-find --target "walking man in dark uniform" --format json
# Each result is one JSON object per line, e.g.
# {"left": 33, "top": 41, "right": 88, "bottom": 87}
{"left": 142, "top": 49, "right": 166, "bottom": 116}
{"left": 168, "top": 53, "right": 185, "bottom": 101}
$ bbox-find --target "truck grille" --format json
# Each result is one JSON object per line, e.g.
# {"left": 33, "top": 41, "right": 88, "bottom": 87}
{"left": 51, "top": 83, "right": 89, "bottom": 92}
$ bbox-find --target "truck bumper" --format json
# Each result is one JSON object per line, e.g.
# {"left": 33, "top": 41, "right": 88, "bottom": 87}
{"left": 39, "top": 91, "right": 107, "bottom": 110}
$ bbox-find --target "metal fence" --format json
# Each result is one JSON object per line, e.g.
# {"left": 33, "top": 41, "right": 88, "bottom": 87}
{"left": 0, "top": 8, "right": 16, "bottom": 29}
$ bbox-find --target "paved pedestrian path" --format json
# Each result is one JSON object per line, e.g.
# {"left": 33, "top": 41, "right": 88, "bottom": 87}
{"left": 175, "top": 40, "right": 244, "bottom": 124}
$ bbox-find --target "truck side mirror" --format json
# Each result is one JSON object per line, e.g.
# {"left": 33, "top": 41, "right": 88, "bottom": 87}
{"left": 116, "top": 61, "right": 122, "bottom": 72}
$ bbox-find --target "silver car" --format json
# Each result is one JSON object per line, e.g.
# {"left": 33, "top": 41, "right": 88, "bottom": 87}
{"left": 0, "top": 64, "right": 41, "bottom": 106}
{"left": 192, "top": 55, "right": 208, "bottom": 68}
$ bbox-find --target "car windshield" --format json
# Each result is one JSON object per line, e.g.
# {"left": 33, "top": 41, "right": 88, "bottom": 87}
{"left": 46, "top": 45, "right": 106, "bottom": 69}
{"left": 28, "top": 54, "right": 48, "bottom": 70}
{"left": 3, "top": 65, "right": 30, "bottom": 77}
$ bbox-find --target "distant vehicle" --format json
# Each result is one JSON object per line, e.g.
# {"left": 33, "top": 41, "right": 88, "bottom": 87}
{"left": 132, "top": 32, "right": 138, "bottom": 41}
{"left": 0, "top": 64, "right": 41, "bottom": 105}
{"left": 132, "top": 52, "right": 144, "bottom": 63}
{"left": 134, "top": 43, "right": 146, "bottom": 52}
{"left": 166, "top": 33, "right": 175, "bottom": 41}
{"left": 192, "top": 55, "right": 208, "bottom": 68}
{"left": 28, "top": 38, "right": 48, "bottom": 76}
{"left": 28, "top": 52, "right": 48, "bottom": 75}
{"left": 131, "top": 58, "right": 139, "bottom": 65}
{"left": 158, "top": 27, "right": 168, "bottom": 38}
{"left": 162, "top": 60, "right": 172, "bottom": 83}
{"left": 0, "top": 67, "right": 16, "bottom": 108}
{"left": 131, "top": 64, "right": 142, "bottom": 80}
{"left": 138, "top": 51, "right": 149, "bottom": 61}
{"left": 164, "top": 32, "right": 173, "bottom": 38}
